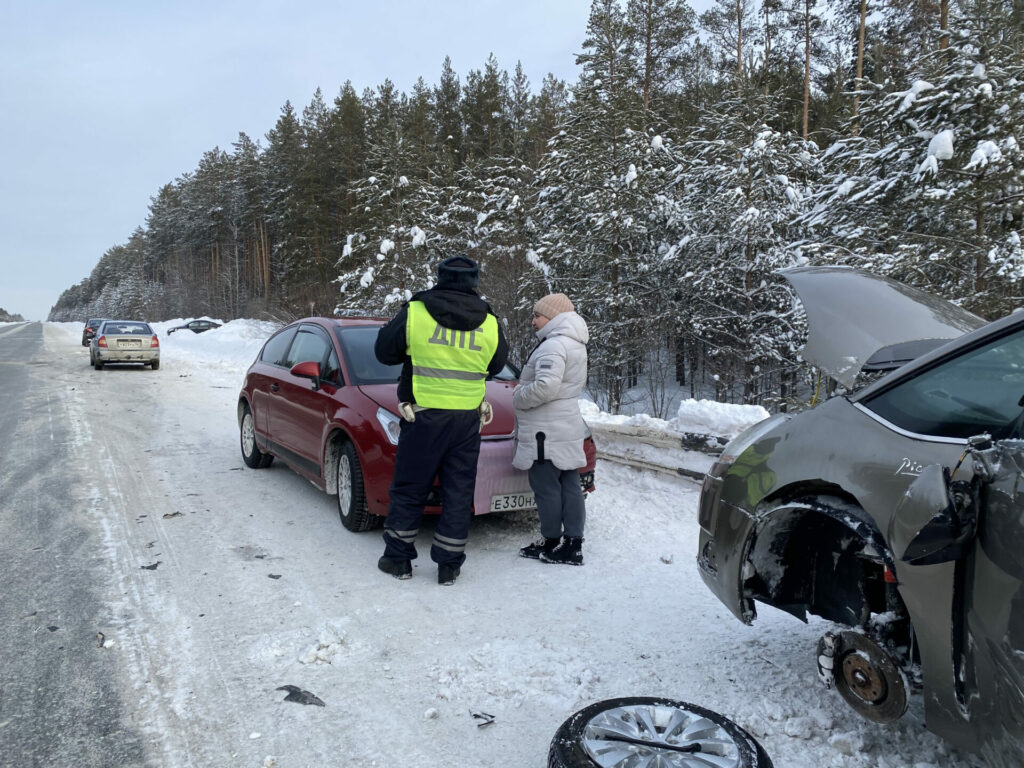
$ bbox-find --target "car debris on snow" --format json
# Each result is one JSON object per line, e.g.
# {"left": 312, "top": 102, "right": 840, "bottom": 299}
{"left": 470, "top": 710, "right": 496, "bottom": 727}
{"left": 276, "top": 685, "right": 325, "bottom": 706}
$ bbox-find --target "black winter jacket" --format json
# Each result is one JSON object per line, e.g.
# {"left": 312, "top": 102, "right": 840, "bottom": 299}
{"left": 374, "top": 287, "right": 509, "bottom": 405}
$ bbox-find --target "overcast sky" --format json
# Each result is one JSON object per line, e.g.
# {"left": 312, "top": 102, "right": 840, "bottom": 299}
{"left": 0, "top": 1, "right": 710, "bottom": 321}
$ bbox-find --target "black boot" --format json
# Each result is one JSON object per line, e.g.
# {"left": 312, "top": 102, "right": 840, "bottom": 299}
{"left": 540, "top": 537, "right": 583, "bottom": 566}
{"left": 438, "top": 563, "right": 460, "bottom": 585}
{"left": 519, "top": 536, "right": 560, "bottom": 560}
{"left": 378, "top": 556, "right": 412, "bottom": 579}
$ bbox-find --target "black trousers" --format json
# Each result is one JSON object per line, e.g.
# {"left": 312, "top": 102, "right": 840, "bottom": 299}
{"left": 382, "top": 408, "right": 481, "bottom": 567}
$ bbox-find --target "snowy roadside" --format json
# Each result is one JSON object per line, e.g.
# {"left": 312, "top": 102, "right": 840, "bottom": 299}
{"left": 63, "top": 317, "right": 769, "bottom": 477}
{"left": 46, "top": 320, "right": 982, "bottom": 768}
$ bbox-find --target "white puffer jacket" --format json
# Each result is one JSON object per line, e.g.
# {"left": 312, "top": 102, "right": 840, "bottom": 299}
{"left": 512, "top": 311, "right": 589, "bottom": 470}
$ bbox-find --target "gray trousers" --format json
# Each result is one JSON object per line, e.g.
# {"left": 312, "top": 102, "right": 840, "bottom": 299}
{"left": 528, "top": 460, "right": 586, "bottom": 539}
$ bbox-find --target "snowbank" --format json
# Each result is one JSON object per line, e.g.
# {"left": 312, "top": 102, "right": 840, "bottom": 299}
{"left": 66, "top": 317, "right": 770, "bottom": 450}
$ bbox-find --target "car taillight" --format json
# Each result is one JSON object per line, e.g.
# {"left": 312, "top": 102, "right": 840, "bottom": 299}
{"left": 150, "top": 335, "right": 160, "bottom": 348}
{"left": 97, "top": 336, "right": 107, "bottom": 348}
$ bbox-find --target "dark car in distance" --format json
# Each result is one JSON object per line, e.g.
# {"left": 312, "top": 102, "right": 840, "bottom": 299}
{"left": 168, "top": 319, "right": 221, "bottom": 334}
{"left": 237, "top": 317, "right": 597, "bottom": 532}
{"left": 81, "top": 317, "right": 109, "bottom": 347}
{"left": 698, "top": 266, "right": 1024, "bottom": 764}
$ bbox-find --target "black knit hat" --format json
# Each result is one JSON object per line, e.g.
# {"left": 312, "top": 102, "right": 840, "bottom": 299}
{"left": 436, "top": 256, "right": 479, "bottom": 292}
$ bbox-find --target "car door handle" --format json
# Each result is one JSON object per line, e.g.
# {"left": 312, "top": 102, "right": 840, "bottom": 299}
{"left": 270, "top": 384, "right": 280, "bottom": 392}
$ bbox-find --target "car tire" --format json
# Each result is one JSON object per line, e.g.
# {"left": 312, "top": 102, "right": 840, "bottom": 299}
{"left": 94, "top": 359, "right": 103, "bottom": 370}
{"left": 548, "top": 697, "right": 773, "bottom": 768}
{"left": 337, "top": 440, "right": 382, "bottom": 532}
{"left": 240, "top": 404, "right": 273, "bottom": 469}
{"left": 151, "top": 360, "right": 160, "bottom": 370}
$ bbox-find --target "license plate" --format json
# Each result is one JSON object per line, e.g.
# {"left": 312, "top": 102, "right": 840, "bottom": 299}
{"left": 489, "top": 492, "right": 536, "bottom": 512}
{"left": 119, "top": 339, "right": 142, "bottom": 348}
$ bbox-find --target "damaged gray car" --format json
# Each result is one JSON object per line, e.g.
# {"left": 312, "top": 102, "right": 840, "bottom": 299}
{"left": 697, "top": 266, "right": 1024, "bottom": 765}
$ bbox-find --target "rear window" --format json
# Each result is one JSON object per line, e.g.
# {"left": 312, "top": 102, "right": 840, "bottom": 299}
{"left": 335, "top": 326, "right": 401, "bottom": 384}
{"left": 102, "top": 322, "right": 152, "bottom": 335}
{"left": 260, "top": 326, "right": 298, "bottom": 367}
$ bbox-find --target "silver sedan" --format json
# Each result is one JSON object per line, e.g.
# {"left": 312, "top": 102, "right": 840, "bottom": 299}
{"left": 90, "top": 320, "right": 160, "bottom": 370}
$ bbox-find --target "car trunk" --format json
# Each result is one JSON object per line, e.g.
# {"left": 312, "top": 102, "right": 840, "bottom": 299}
{"left": 105, "top": 334, "right": 148, "bottom": 351}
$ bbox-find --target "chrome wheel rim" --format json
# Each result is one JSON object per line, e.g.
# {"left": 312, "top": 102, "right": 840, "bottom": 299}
{"left": 241, "top": 413, "right": 256, "bottom": 457}
{"left": 582, "top": 703, "right": 742, "bottom": 768}
{"left": 337, "top": 454, "right": 352, "bottom": 514}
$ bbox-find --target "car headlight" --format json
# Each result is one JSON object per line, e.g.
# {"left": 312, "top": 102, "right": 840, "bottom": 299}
{"left": 699, "top": 413, "right": 790, "bottom": 534}
{"left": 717, "top": 413, "right": 790, "bottom": 466}
{"left": 376, "top": 407, "right": 402, "bottom": 445}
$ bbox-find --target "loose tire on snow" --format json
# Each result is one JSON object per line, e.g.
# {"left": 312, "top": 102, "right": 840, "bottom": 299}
{"left": 240, "top": 404, "right": 273, "bottom": 469}
{"left": 548, "top": 696, "right": 772, "bottom": 768}
{"left": 336, "top": 440, "right": 382, "bottom": 532}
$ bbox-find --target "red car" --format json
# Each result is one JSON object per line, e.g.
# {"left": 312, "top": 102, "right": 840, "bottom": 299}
{"left": 237, "top": 317, "right": 597, "bottom": 531}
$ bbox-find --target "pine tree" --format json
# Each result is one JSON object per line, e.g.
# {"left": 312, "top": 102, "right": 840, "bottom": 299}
{"left": 526, "top": 74, "right": 571, "bottom": 167}
{"left": 336, "top": 82, "right": 444, "bottom": 314}
{"left": 802, "top": 30, "right": 1024, "bottom": 317}
{"left": 462, "top": 54, "right": 510, "bottom": 162}
{"left": 699, "top": 0, "right": 758, "bottom": 82}
{"left": 263, "top": 101, "right": 307, "bottom": 312}
{"left": 433, "top": 56, "right": 464, "bottom": 180}
{"left": 577, "top": 0, "right": 639, "bottom": 103}
{"left": 403, "top": 77, "right": 437, "bottom": 179}
{"left": 533, "top": 77, "right": 687, "bottom": 412}
{"left": 674, "top": 91, "right": 819, "bottom": 405}
{"left": 626, "top": 0, "right": 697, "bottom": 116}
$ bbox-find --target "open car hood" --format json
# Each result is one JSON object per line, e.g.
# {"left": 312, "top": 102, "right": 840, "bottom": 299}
{"left": 781, "top": 266, "right": 986, "bottom": 387}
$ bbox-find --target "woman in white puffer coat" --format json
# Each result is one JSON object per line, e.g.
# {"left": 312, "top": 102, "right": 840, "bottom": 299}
{"left": 512, "top": 293, "right": 589, "bottom": 565}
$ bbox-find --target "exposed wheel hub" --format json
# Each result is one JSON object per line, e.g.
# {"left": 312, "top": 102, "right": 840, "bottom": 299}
{"left": 830, "top": 630, "right": 908, "bottom": 723}
{"left": 842, "top": 652, "right": 886, "bottom": 703}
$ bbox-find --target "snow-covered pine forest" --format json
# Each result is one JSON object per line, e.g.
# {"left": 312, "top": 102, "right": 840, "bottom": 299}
{"left": 49, "top": 0, "right": 1024, "bottom": 414}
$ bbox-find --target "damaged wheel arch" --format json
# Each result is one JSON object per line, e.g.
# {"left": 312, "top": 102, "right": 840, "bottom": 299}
{"left": 741, "top": 492, "right": 897, "bottom": 626}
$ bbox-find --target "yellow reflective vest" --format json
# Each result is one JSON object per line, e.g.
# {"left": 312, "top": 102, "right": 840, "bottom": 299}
{"left": 406, "top": 301, "right": 498, "bottom": 409}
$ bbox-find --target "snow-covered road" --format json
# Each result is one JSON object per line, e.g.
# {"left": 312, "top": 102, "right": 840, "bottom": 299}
{"left": 34, "top": 321, "right": 982, "bottom": 767}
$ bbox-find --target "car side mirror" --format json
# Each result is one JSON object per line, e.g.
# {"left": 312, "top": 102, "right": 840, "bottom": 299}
{"left": 290, "top": 361, "right": 322, "bottom": 390}
{"left": 891, "top": 464, "right": 977, "bottom": 565}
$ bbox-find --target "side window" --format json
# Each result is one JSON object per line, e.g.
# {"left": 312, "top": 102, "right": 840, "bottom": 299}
{"left": 322, "top": 347, "right": 343, "bottom": 384}
{"left": 261, "top": 327, "right": 298, "bottom": 367}
{"left": 284, "top": 327, "right": 331, "bottom": 369}
{"left": 864, "top": 327, "right": 1024, "bottom": 439}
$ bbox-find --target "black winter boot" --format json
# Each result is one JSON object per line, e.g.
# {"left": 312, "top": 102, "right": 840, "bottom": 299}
{"left": 438, "top": 563, "right": 461, "bottom": 586}
{"left": 378, "top": 556, "right": 412, "bottom": 579}
{"left": 519, "top": 537, "right": 561, "bottom": 560}
{"left": 540, "top": 537, "right": 583, "bottom": 566}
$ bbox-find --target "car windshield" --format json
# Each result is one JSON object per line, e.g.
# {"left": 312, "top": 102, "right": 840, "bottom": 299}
{"left": 102, "top": 322, "right": 152, "bottom": 335}
{"left": 335, "top": 326, "right": 401, "bottom": 384}
{"left": 865, "top": 325, "right": 1024, "bottom": 439}
{"left": 334, "top": 325, "right": 519, "bottom": 384}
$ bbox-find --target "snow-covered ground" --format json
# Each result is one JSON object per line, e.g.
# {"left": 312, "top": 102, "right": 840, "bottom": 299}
{"left": 47, "top": 319, "right": 982, "bottom": 767}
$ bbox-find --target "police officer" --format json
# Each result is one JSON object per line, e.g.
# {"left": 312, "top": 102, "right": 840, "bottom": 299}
{"left": 374, "top": 256, "right": 508, "bottom": 585}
